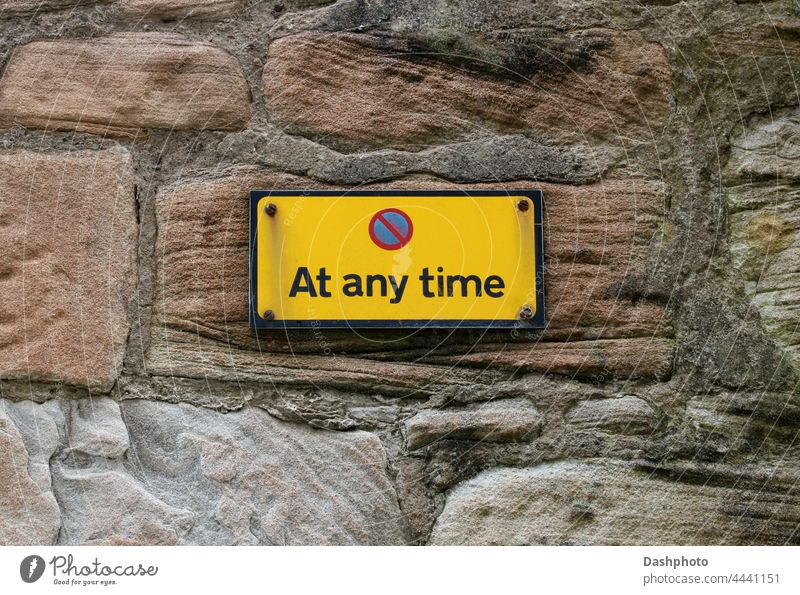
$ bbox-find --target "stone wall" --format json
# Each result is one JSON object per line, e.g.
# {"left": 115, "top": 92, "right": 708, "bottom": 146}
{"left": 0, "top": 0, "right": 799, "bottom": 545}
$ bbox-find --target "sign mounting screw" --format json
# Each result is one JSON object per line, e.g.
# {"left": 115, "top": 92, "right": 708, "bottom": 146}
{"left": 265, "top": 203, "right": 277, "bottom": 217}
{"left": 519, "top": 305, "right": 533, "bottom": 320}
{"left": 263, "top": 309, "right": 275, "bottom": 321}
{"left": 517, "top": 199, "right": 530, "bottom": 212}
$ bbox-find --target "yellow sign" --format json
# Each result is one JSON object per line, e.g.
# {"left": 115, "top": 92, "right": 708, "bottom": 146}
{"left": 249, "top": 190, "right": 544, "bottom": 328}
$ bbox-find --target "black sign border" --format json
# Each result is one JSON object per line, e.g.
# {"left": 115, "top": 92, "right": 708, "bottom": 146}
{"left": 249, "top": 189, "right": 545, "bottom": 329}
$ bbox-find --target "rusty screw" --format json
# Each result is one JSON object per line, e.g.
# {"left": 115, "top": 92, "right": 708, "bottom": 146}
{"left": 265, "top": 203, "right": 277, "bottom": 217}
{"left": 517, "top": 199, "right": 530, "bottom": 212}
{"left": 263, "top": 309, "right": 275, "bottom": 321}
{"left": 519, "top": 305, "right": 534, "bottom": 320}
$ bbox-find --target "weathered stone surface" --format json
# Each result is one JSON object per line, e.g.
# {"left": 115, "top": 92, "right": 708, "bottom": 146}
{"left": 727, "top": 108, "right": 800, "bottom": 365}
{"left": 230, "top": 127, "right": 606, "bottom": 185}
{"left": 0, "top": 149, "right": 137, "bottom": 391}
{"left": 147, "top": 331, "right": 501, "bottom": 397}
{"left": 538, "top": 178, "right": 670, "bottom": 339}
{"left": 729, "top": 201, "right": 800, "bottom": 359}
{"left": 393, "top": 457, "right": 436, "bottom": 544}
{"left": 404, "top": 400, "right": 542, "bottom": 450}
{"left": 675, "top": 389, "right": 800, "bottom": 460}
{"left": 67, "top": 398, "right": 129, "bottom": 459}
{"left": 0, "top": 0, "right": 94, "bottom": 16}
{"left": 429, "top": 338, "right": 674, "bottom": 382}
{"left": 2, "top": 397, "right": 406, "bottom": 545}
{"left": 149, "top": 170, "right": 670, "bottom": 390}
{"left": 430, "top": 460, "right": 800, "bottom": 545}
{"left": 704, "top": 19, "right": 800, "bottom": 116}
{"left": 269, "top": 0, "right": 618, "bottom": 39}
{"left": 2, "top": 400, "right": 63, "bottom": 493}
{"left": 120, "top": 376, "right": 403, "bottom": 431}
{"left": 0, "top": 402, "right": 60, "bottom": 546}
{"left": 566, "top": 395, "right": 659, "bottom": 434}
{"left": 727, "top": 108, "right": 800, "bottom": 182}
{"left": 54, "top": 468, "right": 195, "bottom": 545}
{"left": 263, "top": 30, "right": 671, "bottom": 151}
{"left": 279, "top": 0, "right": 334, "bottom": 9}
{"left": 1, "top": 0, "right": 240, "bottom": 18}
{"left": 116, "top": 0, "right": 239, "bottom": 20}
{"left": 0, "top": 33, "right": 251, "bottom": 138}
{"left": 119, "top": 400, "right": 405, "bottom": 544}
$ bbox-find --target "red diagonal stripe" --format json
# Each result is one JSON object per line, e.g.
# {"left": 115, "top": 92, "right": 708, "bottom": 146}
{"left": 376, "top": 213, "right": 405, "bottom": 244}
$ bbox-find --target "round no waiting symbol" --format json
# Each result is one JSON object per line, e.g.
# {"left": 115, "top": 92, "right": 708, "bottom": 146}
{"left": 369, "top": 208, "right": 413, "bottom": 250}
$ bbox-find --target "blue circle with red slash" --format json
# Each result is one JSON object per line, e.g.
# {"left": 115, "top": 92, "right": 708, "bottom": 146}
{"left": 369, "top": 208, "right": 413, "bottom": 250}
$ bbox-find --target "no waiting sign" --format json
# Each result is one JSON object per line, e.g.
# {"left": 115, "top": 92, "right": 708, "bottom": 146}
{"left": 249, "top": 190, "right": 545, "bottom": 329}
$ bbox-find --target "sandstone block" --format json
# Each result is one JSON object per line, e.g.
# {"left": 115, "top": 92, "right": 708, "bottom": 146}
{"left": 1, "top": 397, "right": 407, "bottom": 545}
{"left": 538, "top": 178, "right": 669, "bottom": 339}
{"left": 393, "top": 457, "right": 436, "bottom": 544}
{"left": 0, "top": 33, "right": 251, "bottom": 138}
{"left": 404, "top": 401, "right": 543, "bottom": 450}
{"left": 116, "top": 0, "right": 239, "bottom": 20}
{"left": 119, "top": 400, "right": 405, "bottom": 544}
{"left": 149, "top": 170, "right": 670, "bottom": 390}
{"left": 727, "top": 108, "right": 800, "bottom": 365}
{"left": 53, "top": 467, "right": 196, "bottom": 545}
{"left": 429, "top": 338, "right": 674, "bottom": 382}
{"left": 727, "top": 108, "right": 800, "bottom": 182}
{"left": 263, "top": 30, "right": 671, "bottom": 151}
{"left": 0, "top": 403, "right": 60, "bottom": 546}
{"left": 67, "top": 398, "right": 129, "bottom": 458}
{"left": 0, "top": 149, "right": 137, "bottom": 390}
{"left": 707, "top": 20, "right": 800, "bottom": 115}
{"left": 0, "top": 1, "right": 93, "bottom": 16}
{"left": 566, "top": 395, "right": 659, "bottom": 434}
{"left": 2, "top": 400, "right": 62, "bottom": 492}
{"left": 430, "top": 461, "right": 800, "bottom": 545}
{"left": 237, "top": 126, "right": 604, "bottom": 185}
